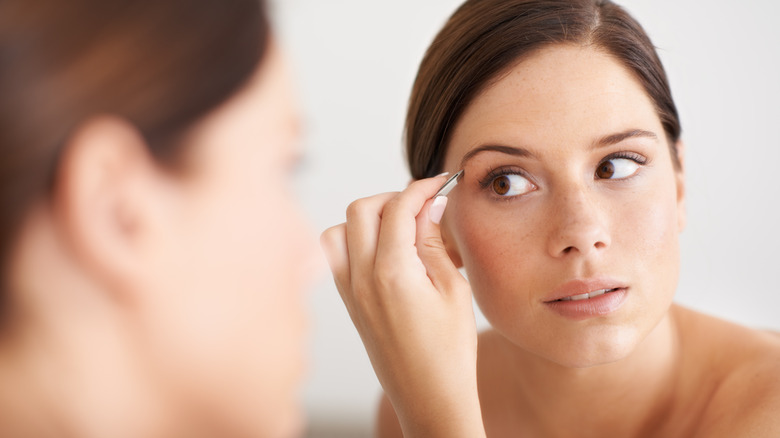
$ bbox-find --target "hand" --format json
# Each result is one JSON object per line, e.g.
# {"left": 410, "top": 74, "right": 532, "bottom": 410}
{"left": 320, "top": 175, "right": 485, "bottom": 438}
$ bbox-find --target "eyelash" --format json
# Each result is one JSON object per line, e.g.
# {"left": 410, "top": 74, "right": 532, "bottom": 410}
{"left": 476, "top": 150, "right": 649, "bottom": 193}
{"left": 599, "top": 151, "right": 648, "bottom": 168}
{"left": 477, "top": 166, "right": 532, "bottom": 190}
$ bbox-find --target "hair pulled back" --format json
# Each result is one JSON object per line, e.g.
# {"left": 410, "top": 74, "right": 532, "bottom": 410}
{"left": 0, "top": 0, "right": 269, "bottom": 305}
{"left": 406, "top": 0, "right": 681, "bottom": 179}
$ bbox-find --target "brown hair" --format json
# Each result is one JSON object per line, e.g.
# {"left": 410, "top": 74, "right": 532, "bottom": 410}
{"left": 0, "top": 0, "right": 269, "bottom": 304}
{"left": 406, "top": 0, "right": 681, "bottom": 179}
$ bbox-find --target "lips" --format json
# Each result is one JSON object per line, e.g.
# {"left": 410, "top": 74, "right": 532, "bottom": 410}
{"left": 544, "top": 278, "right": 628, "bottom": 303}
{"left": 543, "top": 278, "right": 629, "bottom": 319}
{"left": 555, "top": 287, "right": 620, "bottom": 302}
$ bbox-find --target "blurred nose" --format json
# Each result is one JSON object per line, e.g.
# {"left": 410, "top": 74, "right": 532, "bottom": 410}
{"left": 546, "top": 187, "right": 611, "bottom": 258}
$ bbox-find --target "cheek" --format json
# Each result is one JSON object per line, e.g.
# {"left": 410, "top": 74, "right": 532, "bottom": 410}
{"left": 141, "top": 172, "right": 313, "bottom": 433}
{"left": 180, "top": 178, "right": 309, "bottom": 328}
{"left": 204, "top": 181, "right": 312, "bottom": 434}
{"left": 189, "top": 180, "right": 310, "bottom": 370}
{"left": 448, "top": 202, "right": 541, "bottom": 315}
{"left": 617, "top": 182, "right": 681, "bottom": 298}
{"left": 447, "top": 181, "right": 681, "bottom": 346}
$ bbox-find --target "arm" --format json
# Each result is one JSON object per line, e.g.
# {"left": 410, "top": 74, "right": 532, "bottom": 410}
{"left": 321, "top": 176, "right": 486, "bottom": 438}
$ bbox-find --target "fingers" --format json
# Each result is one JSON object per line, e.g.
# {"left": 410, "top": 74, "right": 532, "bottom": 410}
{"left": 323, "top": 177, "right": 482, "bottom": 436}
{"left": 375, "top": 176, "right": 449, "bottom": 272}
{"left": 322, "top": 190, "right": 405, "bottom": 307}
{"left": 320, "top": 223, "right": 349, "bottom": 288}
{"left": 415, "top": 196, "right": 467, "bottom": 294}
{"left": 345, "top": 192, "right": 398, "bottom": 288}
{"left": 324, "top": 173, "right": 461, "bottom": 304}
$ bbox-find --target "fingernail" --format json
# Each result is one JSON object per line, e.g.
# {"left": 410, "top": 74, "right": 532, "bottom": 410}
{"left": 435, "top": 172, "right": 450, "bottom": 178}
{"left": 429, "top": 196, "right": 448, "bottom": 224}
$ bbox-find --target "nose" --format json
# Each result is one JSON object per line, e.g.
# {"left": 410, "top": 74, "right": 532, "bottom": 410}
{"left": 546, "top": 188, "right": 611, "bottom": 258}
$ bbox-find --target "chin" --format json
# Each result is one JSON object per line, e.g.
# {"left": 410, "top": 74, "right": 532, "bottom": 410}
{"left": 500, "top": 320, "right": 643, "bottom": 370}
{"left": 548, "top": 324, "right": 644, "bottom": 369}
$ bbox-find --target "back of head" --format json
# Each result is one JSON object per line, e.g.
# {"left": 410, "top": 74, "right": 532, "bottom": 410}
{"left": 406, "top": 0, "right": 680, "bottom": 179}
{"left": 0, "top": 0, "right": 269, "bottom": 311}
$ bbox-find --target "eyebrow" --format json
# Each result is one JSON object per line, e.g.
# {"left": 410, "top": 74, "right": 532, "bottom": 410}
{"left": 458, "top": 128, "right": 659, "bottom": 169}
{"left": 594, "top": 129, "right": 658, "bottom": 148}
{"left": 459, "top": 144, "right": 534, "bottom": 170}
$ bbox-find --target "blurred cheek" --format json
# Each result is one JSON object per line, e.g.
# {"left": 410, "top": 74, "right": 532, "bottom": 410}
{"left": 208, "top": 177, "right": 313, "bottom": 372}
{"left": 140, "top": 168, "right": 315, "bottom": 434}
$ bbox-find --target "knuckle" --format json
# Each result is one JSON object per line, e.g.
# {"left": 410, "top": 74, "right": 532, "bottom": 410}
{"left": 420, "top": 235, "right": 446, "bottom": 252}
{"left": 350, "top": 276, "right": 377, "bottom": 302}
{"left": 382, "top": 191, "right": 410, "bottom": 214}
{"left": 346, "top": 195, "right": 382, "bottom": 221}
{"left": 346, "top": 192, "right": 401, "bottom": 222}
{"left": 345, "top": 199, "right": 367, "bottom": 221}
{"left": 372, "top": 263, "right": 403, "bottom": 290}
{"left": 319, "top": 224, "right": 344, "bottom": 248}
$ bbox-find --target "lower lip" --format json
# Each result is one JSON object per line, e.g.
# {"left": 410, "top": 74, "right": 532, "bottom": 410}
{"left": 545, "top": 288, "right": 628, "bottom": 320}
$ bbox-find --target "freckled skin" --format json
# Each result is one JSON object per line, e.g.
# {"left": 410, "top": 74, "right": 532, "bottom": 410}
{"left": 377, "top": 43, "right": 780, "bottom": 438}
{"left": 441, "top": 45, "right": 683, "bottom": 368}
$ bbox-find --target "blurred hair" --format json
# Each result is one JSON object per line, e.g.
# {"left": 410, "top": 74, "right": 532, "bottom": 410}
{"left": 405, "top": 0, "right": 681, "bottom": 179}
{"left": 0, "top": 0, "right": 269, "bottom": 312}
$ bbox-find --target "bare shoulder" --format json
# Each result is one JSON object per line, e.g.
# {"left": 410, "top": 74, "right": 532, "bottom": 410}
{"left": 673, "top": 306, "right": 780, "bottom": 437}
{"left": 376, "top": 392, "right": 403, "bottom": 438}
{"left": 697, "top": 344, "right": 780, "bottom": 437}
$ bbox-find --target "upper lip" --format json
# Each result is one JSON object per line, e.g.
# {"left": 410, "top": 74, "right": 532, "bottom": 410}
{"left": 543, "top": 277, "right": 628, "bottom": 303}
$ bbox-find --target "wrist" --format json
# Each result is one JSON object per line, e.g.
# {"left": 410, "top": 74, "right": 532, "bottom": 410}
{"left": 394, "top": 386, "right": 485, "bottom": 438}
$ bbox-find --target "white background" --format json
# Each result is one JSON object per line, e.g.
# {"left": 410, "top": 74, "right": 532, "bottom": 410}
{"left": 273, "top": 1, "right": 780, "bottom": 435}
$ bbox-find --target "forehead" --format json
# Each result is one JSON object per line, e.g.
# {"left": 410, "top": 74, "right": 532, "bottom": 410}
{"left": 445, "top": 44, "right": 662, "bottom": 166}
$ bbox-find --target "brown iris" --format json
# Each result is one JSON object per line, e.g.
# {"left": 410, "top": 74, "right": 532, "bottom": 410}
{"left": 596, "top": 161, "right": 615, "bottom": 179}
{"left": 492, "top": 175, "right": 511, "bottom": 195}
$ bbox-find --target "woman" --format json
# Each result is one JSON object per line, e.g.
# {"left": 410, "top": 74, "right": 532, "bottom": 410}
{"left": 321, "top": 0, "right": 780, "bottom": 436}
{"left": 0, "top": 0, "right": 316, "bottom": 436}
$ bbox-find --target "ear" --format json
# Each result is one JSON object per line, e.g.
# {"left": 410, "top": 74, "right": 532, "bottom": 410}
{"left": 53, "top": 116, "right": 169, "bottom": 297}
{"left": 674, "top": 139, "right": 686, "bottom": 232}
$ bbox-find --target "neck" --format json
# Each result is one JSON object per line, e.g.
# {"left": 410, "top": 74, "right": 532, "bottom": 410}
{"left": 502, "top": 311, "right": 680, "bottom": 438}
{"left": 0, "top": 309, "right": 174, "bottom": 438}
{"left": 0, "top": 205, "right": 172, "bottom": 438}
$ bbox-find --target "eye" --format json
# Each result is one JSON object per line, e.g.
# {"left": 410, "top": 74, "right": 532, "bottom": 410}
{"left": 491, "top": 174, "right": 535, "bottom": 197}
{"left": 595, "top": 158, "right": 641, "bottom": 180}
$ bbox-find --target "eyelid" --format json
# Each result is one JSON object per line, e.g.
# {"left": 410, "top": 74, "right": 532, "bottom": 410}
{"left": 477, "top": 166, "right": 534, "bottom": 190}
{"left": 600, "top": 150, "right": 648, "bottom": 165}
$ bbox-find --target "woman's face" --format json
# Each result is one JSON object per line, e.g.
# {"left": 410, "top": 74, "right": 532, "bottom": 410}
{"left": 136, "top": 46, "right": 315, "bottom": 436}
{"left": 440, "top": 44, "right": 685, "bottom": 368}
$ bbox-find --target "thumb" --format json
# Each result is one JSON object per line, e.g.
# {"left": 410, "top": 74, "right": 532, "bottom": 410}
{"left": 415, "top": 196, "right": 466, "bottom": 294}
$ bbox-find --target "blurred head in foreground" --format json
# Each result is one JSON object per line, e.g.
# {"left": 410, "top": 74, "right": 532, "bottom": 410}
{"left": 0, "top": 0, "right": 314, "bottom": 436}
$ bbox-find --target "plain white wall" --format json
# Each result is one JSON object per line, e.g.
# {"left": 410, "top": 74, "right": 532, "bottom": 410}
{"left": 274, "top": 0, "right": 780, "bottom": 433}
